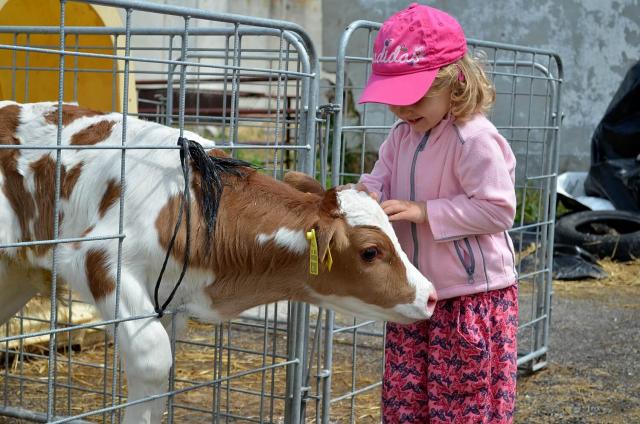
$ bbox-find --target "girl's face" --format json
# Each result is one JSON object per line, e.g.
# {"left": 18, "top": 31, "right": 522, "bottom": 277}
{"left": 388, "top": 87, "right": 451, "bottom": 133}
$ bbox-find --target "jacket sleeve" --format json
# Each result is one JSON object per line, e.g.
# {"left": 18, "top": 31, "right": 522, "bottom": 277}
{"left": 358, "top": 127, "right": 399, "bottom": 202}
{"left": 426, "top": 129, "right": 517, "bottom": 241}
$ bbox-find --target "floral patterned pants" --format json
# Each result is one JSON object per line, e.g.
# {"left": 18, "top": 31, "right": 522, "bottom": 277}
{"left": 382, "top": 284, "right": 518, "bottom": 423}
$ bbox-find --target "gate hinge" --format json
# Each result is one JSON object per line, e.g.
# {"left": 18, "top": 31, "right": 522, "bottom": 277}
{"left": 317, "top": 103, "right": 341, "bottom": 117}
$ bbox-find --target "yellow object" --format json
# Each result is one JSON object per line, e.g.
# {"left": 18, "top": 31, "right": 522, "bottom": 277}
{"left": 0, "top": 0, "right": 137, "bottom": 114}
{"left": 306, "top": 229, "right": 319, "bottom": 275}
{"left": 325, "top": 243, "right": 333, "bottom": 272}
{"left": 306, "top": 229, "right": 333, "bottom": 275}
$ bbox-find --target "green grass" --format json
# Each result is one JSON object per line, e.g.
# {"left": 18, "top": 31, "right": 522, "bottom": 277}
{"left": 231, "top": 148, "right": 271, "bottom": 168}
{"left": 515, "top": 187, "right": 568, "bottom": 225}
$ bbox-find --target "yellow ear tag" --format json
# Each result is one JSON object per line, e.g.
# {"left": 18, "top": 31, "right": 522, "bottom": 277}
{"left": 324, "top": 246, "right": 333, "bottom": 272}
{"left": 306, "top": 229, "right": 319, "bottom": 275}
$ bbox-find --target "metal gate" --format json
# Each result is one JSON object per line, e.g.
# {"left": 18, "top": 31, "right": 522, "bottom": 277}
{"left": 0, "top": 4, "right": 562, "bottom": 424}
{"left": 313, "top": 19, "right": 563, "bottom": 423}
{"left": 0, "top": 0, "right": 320, "bottom": 422}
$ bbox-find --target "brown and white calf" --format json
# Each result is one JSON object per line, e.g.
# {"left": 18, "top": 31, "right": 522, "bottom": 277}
{"left": 0, "top": 101, "right": 436, "bottom": 423}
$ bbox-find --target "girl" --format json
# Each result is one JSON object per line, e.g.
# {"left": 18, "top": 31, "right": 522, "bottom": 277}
{"left": 355, "top": 4, "right": 519, "bottom": 423}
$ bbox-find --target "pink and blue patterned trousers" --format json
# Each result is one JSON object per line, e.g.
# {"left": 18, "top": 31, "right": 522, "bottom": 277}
{"left": 382, "top": 284, "right": 518, "bottom": 423}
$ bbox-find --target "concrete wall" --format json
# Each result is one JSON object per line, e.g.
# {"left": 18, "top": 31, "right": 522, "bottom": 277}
{"left": 128, "top": 0, "right": 321, "bottom": 64}
{"left": 321, "top": 0, "right": 640, "bottom": 172}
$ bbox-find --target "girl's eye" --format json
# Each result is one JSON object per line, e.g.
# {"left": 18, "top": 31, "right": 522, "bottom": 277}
{"left": 360, "top": 247, "right": 380, "bottom": 262}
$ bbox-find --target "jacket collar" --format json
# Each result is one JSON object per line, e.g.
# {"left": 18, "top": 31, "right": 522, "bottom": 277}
{"left": 410, "top": 112, "right": 454, "bottom": 143}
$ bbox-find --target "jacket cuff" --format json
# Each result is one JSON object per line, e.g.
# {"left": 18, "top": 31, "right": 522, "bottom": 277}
{"left": 426, "top": 199, "right": 452, "bottom": 241}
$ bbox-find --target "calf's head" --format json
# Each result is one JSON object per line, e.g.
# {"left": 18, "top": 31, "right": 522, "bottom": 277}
{"left": 284, "top": 172, "right": 437, "bottom": 323}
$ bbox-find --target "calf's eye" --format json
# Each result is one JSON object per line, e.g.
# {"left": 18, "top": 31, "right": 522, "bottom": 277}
{"left": 360, "top": 247, "right": 379, "bottom": 262}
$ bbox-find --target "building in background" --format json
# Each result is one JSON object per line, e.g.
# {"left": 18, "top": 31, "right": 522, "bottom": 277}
{"left": 2, "top": 0, "right": 638, "bottom": 171}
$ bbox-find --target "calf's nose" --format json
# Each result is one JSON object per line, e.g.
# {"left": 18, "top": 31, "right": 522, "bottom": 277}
{"left": 426, "top": 293, "right": 438, "bottom": 316}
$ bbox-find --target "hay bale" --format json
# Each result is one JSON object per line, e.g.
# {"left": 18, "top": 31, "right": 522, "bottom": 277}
{"left": 3, "top": 296, "right": 102, "bottom": 352}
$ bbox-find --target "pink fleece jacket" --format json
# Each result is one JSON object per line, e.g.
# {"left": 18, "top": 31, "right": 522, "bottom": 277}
{"left": 360, "top": 113, "right": 518, "bottom": 300}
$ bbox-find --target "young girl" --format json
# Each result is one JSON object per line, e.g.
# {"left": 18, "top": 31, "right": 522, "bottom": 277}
{"left": 355, "top": 4, "right": 519, "bottom": 423}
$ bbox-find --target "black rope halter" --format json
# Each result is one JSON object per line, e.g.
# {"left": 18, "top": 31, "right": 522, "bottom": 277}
{"left": 153, "top": 137, "right": 253, "bottom": 317}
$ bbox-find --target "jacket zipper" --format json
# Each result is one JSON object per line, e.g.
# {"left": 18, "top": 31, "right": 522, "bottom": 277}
{"left": 410, "top": 132, "right": 429, "bottom": 267}
{"left": 454, "top": 237, "right": 476, "bottom": 284}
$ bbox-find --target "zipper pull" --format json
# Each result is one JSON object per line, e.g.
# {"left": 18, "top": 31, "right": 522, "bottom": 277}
{"left": 467, "top": 274, "right": 474, "bottom": 284}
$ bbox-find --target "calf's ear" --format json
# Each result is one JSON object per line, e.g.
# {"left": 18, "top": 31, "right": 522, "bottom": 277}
{"left": 316, "top": 218, "right": 348, "bottom": 268}
{"left": 283, "top": 171, "right": 324, "bottom": 194}
{"left": 316, "top": 190, "right": 348, "bottom": 266}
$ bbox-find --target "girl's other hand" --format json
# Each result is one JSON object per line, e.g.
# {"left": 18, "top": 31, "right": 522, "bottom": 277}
{"left": 381, "top": 200, "right": 427, "bottom": 224}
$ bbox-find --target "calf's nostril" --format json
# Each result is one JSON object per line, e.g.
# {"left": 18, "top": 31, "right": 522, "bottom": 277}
{"left": 426, "top": 293, "right": 438, "bottom": 315}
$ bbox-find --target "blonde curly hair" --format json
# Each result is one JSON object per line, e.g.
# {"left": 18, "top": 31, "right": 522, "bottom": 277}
{"left": 427, "top": 52, "right": 496, "bottom": 121}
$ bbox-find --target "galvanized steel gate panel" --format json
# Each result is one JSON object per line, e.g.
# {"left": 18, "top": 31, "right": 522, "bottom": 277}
{"left": 0, "top": 0, "right": 318, "bottom": 422}
{"left": 313, "top": 19, "right": 563, "bottom": 423}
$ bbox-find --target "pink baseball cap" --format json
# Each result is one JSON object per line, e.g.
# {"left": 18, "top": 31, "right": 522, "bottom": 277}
{"left": 359, "top": 3, "right": 467, "bottom": 106}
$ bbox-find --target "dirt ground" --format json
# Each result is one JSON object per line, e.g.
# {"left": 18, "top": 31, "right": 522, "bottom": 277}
{"left": 1, "top": 260, "right": 639, "bottom": 423}
{"left": 516, "top": 259, "right": 640, "bottom": 423}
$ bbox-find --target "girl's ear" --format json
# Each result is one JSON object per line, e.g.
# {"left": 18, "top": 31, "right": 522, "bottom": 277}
{"left": 283, "top": 171, "right": 324, "bottom": 194}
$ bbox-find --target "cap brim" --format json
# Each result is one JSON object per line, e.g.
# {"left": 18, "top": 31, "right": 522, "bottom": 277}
{"left": 358, "top": 68, "right": 438, "bottom": 106}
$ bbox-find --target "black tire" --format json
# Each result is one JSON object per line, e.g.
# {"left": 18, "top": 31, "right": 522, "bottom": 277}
{"left": 555, "top": 210, "right": 640, "bottom": 261}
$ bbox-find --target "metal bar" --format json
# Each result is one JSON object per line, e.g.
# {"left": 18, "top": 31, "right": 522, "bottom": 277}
{"left": 258, "top": 305, "right": 270, "bottom": 423}
{"left": 329, "top": 381, "right": 382, "bottom": 404}
{"left": 10, "top": 32, "right": 17, "bottom": 100}
{"left": 0, "top": 236, "right": 124, "bottom": 252}
{"left": 320, "top": 310, "right": 334, "bottom": 424}
{"left": 0, "top": 373, "right": 123, "bottom": 398}
{"left": 46, "top": 2, "right": 67, "bottom": 418}
{"left": 220, "top": 34, "right": 231, "bottom": 148}
{"left": 0, "top": 44, "right": 312, "bottom": 78}
{"left": 0, "top": 26, "right": 304, "bottom": 36}
{"left": 0, "top": 310, "right": 177, "bottom": 344}
{"left": 340, "top": 124, "right": 559, "bottom": 131}
{"left": 73, "top": 0, "right": 311, "bottom": 38}
{"left": 287, "top": 302, "right": 306, "bottom": 423}
{"left": 167, "top": 313, "right": 178, "bottom": 424}
{"left": 269, "top": 303, "right": 280, "bottom": 423}
{"left": 47, "top": 360, "right": 298, "bottom": 424}
{"left": 518, "top": 314, "right": 550, "bottom": 329}
{"left": 229, "top": 24, "right": 241, "bottom": 148}
{"left": 23, "top": 33, "right": 30, "bottom": 102}
{"left": 517, "top": 346, "right": 548, "bottom": 366}
{"left": 0, "top": 406, "right": 93, "bottom": 424}
{"left": 270, "top": 31, "right": 285, "bottom": 178}
{"left": 331, "top": 320, "right": 377, "bottom": 334}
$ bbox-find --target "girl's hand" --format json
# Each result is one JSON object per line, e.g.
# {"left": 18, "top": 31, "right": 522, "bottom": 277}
{"left": 381, "top": 200, "right": 427, "bottom": 224}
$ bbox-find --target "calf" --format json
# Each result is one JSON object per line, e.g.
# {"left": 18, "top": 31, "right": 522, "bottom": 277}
{"left": 0, "top": 101, "right": 436, "bottom": 423}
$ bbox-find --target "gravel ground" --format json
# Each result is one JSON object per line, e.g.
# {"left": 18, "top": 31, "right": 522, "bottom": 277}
{"left": 516, "top": 263, "right": 640, "bottom": 423}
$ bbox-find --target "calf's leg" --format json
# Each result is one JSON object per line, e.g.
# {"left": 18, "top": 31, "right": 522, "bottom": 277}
{"left": 92, "top": 269, "right": 173, "bottom": 424}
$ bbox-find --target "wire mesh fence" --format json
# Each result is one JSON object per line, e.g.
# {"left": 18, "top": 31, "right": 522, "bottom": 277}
{"left": 316, "top": 19, "right": 563, "bottom": 423}
{"left": 0, "top": 3, "right": 562, "bottom": 424}
{"left": 0, "top": 0, "right": 320, "bottom": 422}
